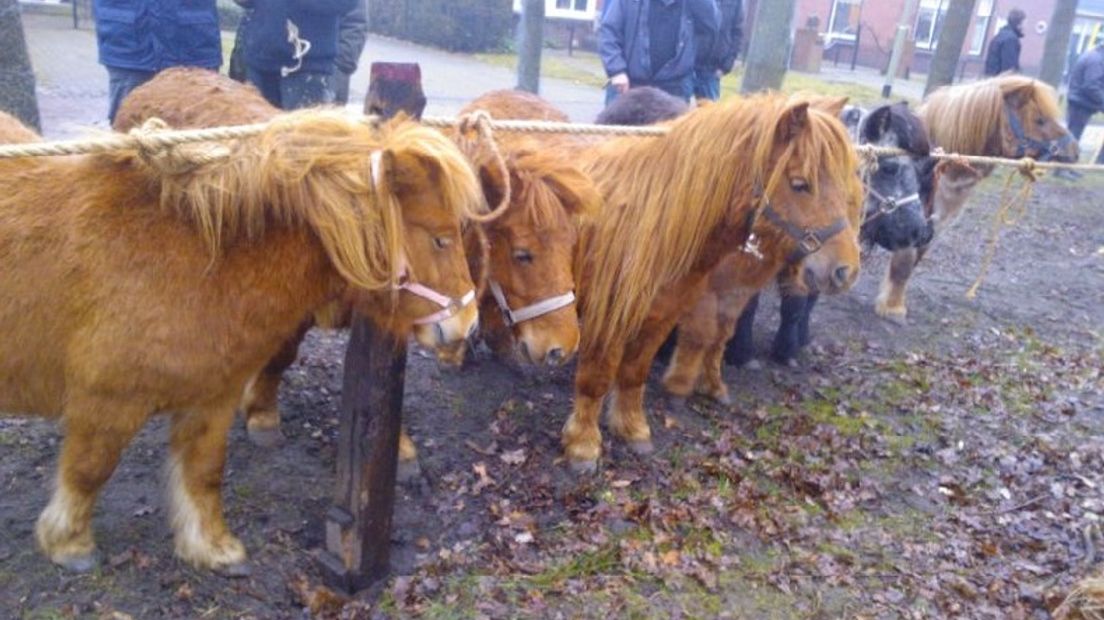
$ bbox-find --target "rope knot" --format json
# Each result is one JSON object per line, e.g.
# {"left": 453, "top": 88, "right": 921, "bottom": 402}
{"left": 128, "top": 118, "right": 229, "bottom": 175}
{"left": 456, "top": 109, "right": 511, "bottom": 223}
{"left": 1017, "top": 157, "right": 1041, "bottom": 181}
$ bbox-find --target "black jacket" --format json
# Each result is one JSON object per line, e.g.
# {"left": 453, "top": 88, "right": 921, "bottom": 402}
{"left": 243, "top": 0, "right": 357, "bottom": 74}
{"left": 335, "top": 0, "right": 368, "bottom": 75}
{"left": 983, "top": 25, "right": 1022, "bottom": 76}
{"left": 1069, "top": 46, "right": 1104, "bottom": 112}
{"left": 696, "top": 0, "right": 742, "bottom": 74}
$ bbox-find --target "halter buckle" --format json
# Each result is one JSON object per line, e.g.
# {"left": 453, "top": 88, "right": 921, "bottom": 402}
{"left": 799, "top": 232, "right": 823, "bottom": 255}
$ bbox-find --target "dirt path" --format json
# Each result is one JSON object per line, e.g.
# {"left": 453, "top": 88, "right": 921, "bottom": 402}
{"left": 1, "top": 174, "right": 1102, "bottom": 619}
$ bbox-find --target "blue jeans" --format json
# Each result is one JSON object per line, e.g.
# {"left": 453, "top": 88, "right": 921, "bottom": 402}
{"left": 604, "top": 74, "right": 694, "bottom": 106}
{"left": 693, "top": 69, "right": 721, "bottom": 101}
{"left": 107, "top": 66, "right": 156, "bottom": 123}
{"left": 246, "top": 67, "right": 335, "bottom": 110}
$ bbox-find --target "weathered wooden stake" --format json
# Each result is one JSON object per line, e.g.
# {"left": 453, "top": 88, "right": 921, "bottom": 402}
{"left": 320, "top": 62, "right": 425, "bottom": 595}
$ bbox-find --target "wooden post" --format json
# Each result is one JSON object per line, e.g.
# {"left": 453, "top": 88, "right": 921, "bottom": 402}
{"left": 320, "top": 63, "right": 425, "bottom": 595}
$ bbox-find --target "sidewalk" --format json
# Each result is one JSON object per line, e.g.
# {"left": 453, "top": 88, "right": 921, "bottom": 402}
{"left": 20, "top": 12, "right": 606, "bottom": 139}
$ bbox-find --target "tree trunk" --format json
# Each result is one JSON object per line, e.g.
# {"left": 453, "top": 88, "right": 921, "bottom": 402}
{"left": 1039, "top": 0, "right": 1079, "bottom": 88}
{"left": 517, "top": 0, "right": 544, "bottom": 94}
{"left": 924, "top": 0, "right": 978, "bottom": 96}
{"left": 0, "top": 0, "right": 41, "bottom": 131}
{"left": 741, "top": 0, "right": 795, "bottom": 94}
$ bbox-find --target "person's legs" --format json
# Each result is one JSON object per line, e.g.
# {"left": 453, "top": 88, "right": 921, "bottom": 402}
{"left": 106, "top": 67, "right": 155, "bottom": 123}
{"left": 333, "top": 70, "right": 353, "bottom": 106}
{"left": 246, "top": 67, "right": 283, "bottom": 108}
{"left": 1067, "top": 103, "right": 1093, "bottom": 142}
{"left": 692, "top": 69, "right": 720, "bottom": 101}
{"left": 654, "top": 75, "right": 693, "bottom": 103}
{"left": 280, "top": 71, "right": 335, "bottom": 110}
{"left": 605, "top": 84, "right": 622, "bottom": 106}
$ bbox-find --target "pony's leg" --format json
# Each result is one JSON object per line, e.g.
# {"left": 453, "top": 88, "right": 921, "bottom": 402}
{"left": 36, "top": 397, "right": 146, "bottom": 571}
{"left": 610, "top": 316, "right": 683, "bottom": 455}
{"left": 242, "top": 320, "right": 311, "bottom": 447}
{"left": 396, "top": 428, "right": 421, "bottom": 482}
{"left": 875, "top": 248, "right": 919, "bottom": 324}
{"left": 723, "top": 293, "right": 759, "bottom": 367}
{"left": 797, "top": 293, "right": 820, "bottom": 347}
{"left": 661, "top": 291, "right": 718, "bottom": 399}
{"left": 563, "top": 348, "right": 621, "bottom": 473}
{"left": 772, "top": 292, "right": 809, "bottom": 365}
{"left": 168, "top": 399, "right": 248, "bottom": 574}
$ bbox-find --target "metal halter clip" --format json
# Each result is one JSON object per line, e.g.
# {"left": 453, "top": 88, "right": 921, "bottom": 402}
{"left": 742, "top": 233, "right": 764, "bottom": 260}
{"left": 799, "top": 232, "right": 823, "bottom": 255}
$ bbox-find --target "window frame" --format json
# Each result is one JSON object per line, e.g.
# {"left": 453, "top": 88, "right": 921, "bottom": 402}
{"left": 825, "top": 0, "right": 864, "bottom": 43}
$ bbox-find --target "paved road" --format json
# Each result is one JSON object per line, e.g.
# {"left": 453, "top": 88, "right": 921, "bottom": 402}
{"left": 21, "top": 11, "right": 605, "bottom": 139}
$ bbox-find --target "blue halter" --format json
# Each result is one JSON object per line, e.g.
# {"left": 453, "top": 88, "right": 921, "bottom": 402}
{"left": 1004, "top": 101, "right": 1076, "bottom": 161}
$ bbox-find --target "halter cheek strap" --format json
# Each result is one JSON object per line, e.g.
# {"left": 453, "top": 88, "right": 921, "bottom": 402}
{"left": 862, "top": 185, "right": 922, "bottom": 225}
{"left": 488, "top": 281, "right": 576, "bottom": 326}
{"left": 392, "top": 262, "right": 477, "bottom": 326}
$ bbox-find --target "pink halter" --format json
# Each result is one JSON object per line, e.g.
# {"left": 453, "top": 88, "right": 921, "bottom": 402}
{"left": 393, "top": 261, "right": 476, "bottom": 326}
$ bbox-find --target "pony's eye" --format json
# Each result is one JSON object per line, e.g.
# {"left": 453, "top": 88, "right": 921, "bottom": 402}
{"left": 1035, "top": 117, "right": 1046, "bottom": 127}
{"left": 433, "top": 236, "right": 452, "bottom": 250}
{"left": 790, "top": 178, "right": 811, "bottom": 193}
{"left": 513, "top": 248, "right": 534, "bottom": 264}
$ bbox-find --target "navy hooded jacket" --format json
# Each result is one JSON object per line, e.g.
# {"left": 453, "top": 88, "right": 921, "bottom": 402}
{"left": 243, "top": 0, "right": 358, "bottom": 74}
{"left": 93, "top": 0, "right": 221, "bottom": 71}
{"left": 599, "top": 0, "right": 719, "bottom": 84}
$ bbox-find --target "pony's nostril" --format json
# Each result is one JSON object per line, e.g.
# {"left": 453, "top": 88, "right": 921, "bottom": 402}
{"left": 546, "top": 348, "right": 564, "bottom": 366}
{"left": 833, "top": 266, "right": 852, "bottom": 287}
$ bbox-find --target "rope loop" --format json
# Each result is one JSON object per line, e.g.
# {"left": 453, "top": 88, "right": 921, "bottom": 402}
{"left": 127, "top": 118, "right": 230, "bottom": 175}
{"left": 455, "top": 109, "right": 512, "bottom": 223}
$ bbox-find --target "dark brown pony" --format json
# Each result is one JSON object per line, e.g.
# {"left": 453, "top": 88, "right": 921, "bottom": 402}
{"left": 474, "top": 91, "right": 863, "bottom": 472}
{"left": 0, "top": 99, "right": 481, "bottom": 573}
{"left": 877, "top": 75, "right": 1077, "bottom": 322}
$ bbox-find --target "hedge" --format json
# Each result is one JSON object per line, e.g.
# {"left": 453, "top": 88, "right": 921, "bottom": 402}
{"left": 369, "top": 0, "right": 514, "bottom": 53}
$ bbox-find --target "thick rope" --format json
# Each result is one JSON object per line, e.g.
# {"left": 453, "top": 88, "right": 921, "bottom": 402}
{"left": 964, "top": 166, "right": 1036, "bottom": 300}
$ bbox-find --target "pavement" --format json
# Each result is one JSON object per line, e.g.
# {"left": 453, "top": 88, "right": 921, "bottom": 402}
{"left": 20, "top": 11, "right": 606, "bottom": 139}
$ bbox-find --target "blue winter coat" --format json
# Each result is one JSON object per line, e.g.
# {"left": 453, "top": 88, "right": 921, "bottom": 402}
{"left": 243, "top": 0, "right": 358, "bottom": 74}
{"left": 93, "top": 0, "right": 221, "bottom": 72}
{"left": 599, "top": 0, "right": 719, "bottom": 84}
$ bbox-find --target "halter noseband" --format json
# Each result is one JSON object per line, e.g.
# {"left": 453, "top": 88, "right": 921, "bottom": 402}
{"left": 861, "top": 184, "right": 922, "bottom": 226}
{"left": 488, "top": 281, "right": 575, "bottom": 326}
{"left": 393, "top": 262, "right": 476, "bottom": 326}
{"left": 759, "top": 203, "right": 850, "bottom": 264}
{"left": 1004, "top": 101, "right": 1075, "bottom": 161}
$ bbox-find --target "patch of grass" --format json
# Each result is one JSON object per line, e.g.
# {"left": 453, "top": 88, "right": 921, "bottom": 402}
{"left": 720, "top": 68, "right": 893, "bottom": 107}
{"left": 526, "top": 542, "right": 623, "bottom": 589}
{"left": 475, "top": 52, "right": 607, "bottom": 88}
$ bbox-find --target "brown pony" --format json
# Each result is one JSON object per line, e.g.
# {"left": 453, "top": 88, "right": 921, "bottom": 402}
{"left": 0, "top": 107, "right": 482, "bottom": 574}
{"left": 877, "top": 75, "right": 1078, "bottom": 322}
{"left": 476, "top": 91, "right": 863, "bottom": 471}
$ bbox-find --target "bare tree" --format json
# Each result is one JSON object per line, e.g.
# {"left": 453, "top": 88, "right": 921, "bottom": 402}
{"left": 741, "top": 0, "right": 795, "bottom": 94}
{"left": 517, "top": 0, "right": 544, "bottom": 94}
{"left": 924, "top": 0, "right": 978, "bottom": 96}
{"left": 1039, "top": 0, "right": 1079, "bottom": 88}
{"left": 0, "top": 0, "right": 40, "bottom": 131}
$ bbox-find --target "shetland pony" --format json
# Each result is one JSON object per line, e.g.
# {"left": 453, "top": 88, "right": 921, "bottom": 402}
{"left": 595, "top": 86, "right": 688, "bottom": 126}
{"left": 475, "top": 91, "right": 863, "bottom": 471}
{"left": 876, "top": 75, "right": 1077, "bottom": 322}
{"left": 0, "top": 108, "right": 482, "bottom": 573}
{"left": 724, "top": 102, "right": 937, "bottom": 370}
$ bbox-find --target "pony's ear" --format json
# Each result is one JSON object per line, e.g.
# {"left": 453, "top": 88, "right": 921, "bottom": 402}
{"left": 815, "top": 96, "right": 849, "bottom": 118}
{"left": 1002, "top": 82, "right": 1036, "bottom": 109}
{"left": 776, "top": 102, "right": 810, "bottom": 142}
{"left": 388, "top": 149, "right": 443, "bottom": 198}
{"left": 543, "top": 166, "right": 603, "bottom": 221}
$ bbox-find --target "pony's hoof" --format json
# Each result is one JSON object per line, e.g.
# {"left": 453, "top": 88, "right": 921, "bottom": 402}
{"left": 54, "top": 551, "right": 100, "bottom": 573}
{"left": 744, "top": 359, "right": 763, "bottom": 371}
{"left": 875, "top": 302, "right": 908, "bottom": 325}
{"left": 709, "top": 391, "right": 732, "bottom": 406}
{"left": 247, "top": 426, "right": 285, "bottom": 448}
{"left": 627, "top": 439, "right": 654, "bottom": 456}
{"left": 665, "top": 395, "right": 688, "bottom": 411}
{"left": 214, "top": 561, "right": 253, "bottom": 578}
{"left": 396, "top": 458, "right": 422, "bottom": 484}
{"left": 568, "top": 458, "right": 598, "bottom": 475}
{"left": 785, "top": 358, "right": 799, "bottom": 369}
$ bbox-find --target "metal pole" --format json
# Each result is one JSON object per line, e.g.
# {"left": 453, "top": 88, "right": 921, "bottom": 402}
{"left": 882, "top": 0, "right": 921, "bottom": 98}
{"left": 850, "top": 0, "right": 864, "bottom": 71}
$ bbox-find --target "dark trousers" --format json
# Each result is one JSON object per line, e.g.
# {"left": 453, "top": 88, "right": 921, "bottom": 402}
{"left": 107, "top": 66, "right": 156, "bottom": 123}
{"left": 604, "top": 74, "right": 693, "bottom": 105}
{"left": 692, "top": 68, "right": 721, "bottom": 101}
{"left": 1067, "top": 102, "right": 1095, "bottom": 141}
{"left": 246, "top": 67, "right": 335, "bottom": 110}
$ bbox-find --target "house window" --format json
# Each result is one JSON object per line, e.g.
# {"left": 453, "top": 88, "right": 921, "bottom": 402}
{"left": 826, "top": 0, "right": 862, "bottom": 42}
{"left": 915, "top": 0, "right": 948, "bottom": 50}
{"left": 969, "top": 0, "right": 994, "bottom": 55}
{"left": 513, "top": 0, "right": 596, "bottom": 20}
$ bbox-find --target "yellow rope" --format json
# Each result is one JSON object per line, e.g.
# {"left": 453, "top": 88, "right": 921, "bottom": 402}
{"left": 964, "top": 166, "right": 1037, "bottom": 300}
{"left": 453, "top": 110, "right": 513, "bottom": 223}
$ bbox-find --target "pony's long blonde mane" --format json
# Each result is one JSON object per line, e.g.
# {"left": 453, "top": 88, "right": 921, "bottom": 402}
{"left": 579, "top": 93, "right": 856, "bottom": 353}
{"left": 132, "top": 110, "right": 482, "bottom": 291}
{"left": 920, "top": 74, "right": 1061, "bottom": 155}
{"left": 506, "top": 149, "right": 601, "bottom": 230}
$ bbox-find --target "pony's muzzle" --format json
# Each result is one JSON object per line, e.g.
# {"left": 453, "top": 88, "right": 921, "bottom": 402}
{"left": 414, "top": 302, "right": 479, "bottom": 350}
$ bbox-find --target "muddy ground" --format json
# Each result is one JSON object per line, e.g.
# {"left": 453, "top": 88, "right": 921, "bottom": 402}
{"left": 1, "top": 174, "right": 1102, "bottom": 619}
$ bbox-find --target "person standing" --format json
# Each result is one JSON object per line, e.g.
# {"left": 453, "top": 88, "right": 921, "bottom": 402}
{"left": 599, "top": 0, "right": 719, "bottom": 104}
{"left": 241, "top": 0, "right": 358, "bottom": 110}
{"left": 1067, "top": 44, "right": 1104, "bottom": 147}
{"left": 92, "top": 0, "right": 221, "bottom": 123}
{"left": 334, "top": 0, "right": 369, "bottom": 106}
{"left": 692, "top": 0, "right": 742, "bottom": 101}
{"left": 983, "top": 9, "right": 1026, "bottom": 76}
